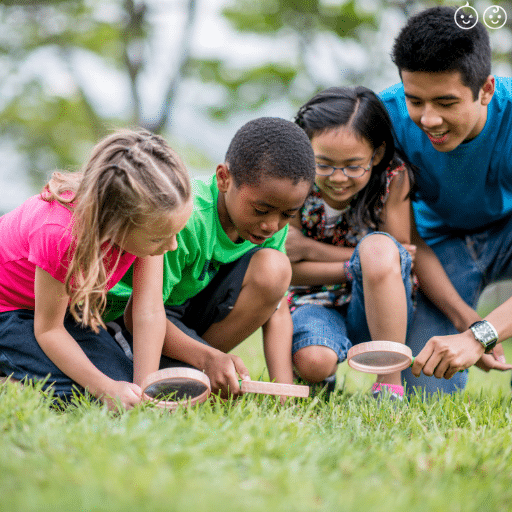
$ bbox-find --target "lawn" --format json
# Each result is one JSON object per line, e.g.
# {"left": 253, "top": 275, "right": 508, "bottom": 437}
{"left": 1, "top": 329, "right": 511, "bottom": 512}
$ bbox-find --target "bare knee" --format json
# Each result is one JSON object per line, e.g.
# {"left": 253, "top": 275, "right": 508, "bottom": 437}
{"left": 244, "top": 249, "right": 292, "bottom": 301}
{"left": 293, "top": 345, "right": 338, "bottom": 383}
{"left": 358, "top": 234, "right": 401, "bottom": 284}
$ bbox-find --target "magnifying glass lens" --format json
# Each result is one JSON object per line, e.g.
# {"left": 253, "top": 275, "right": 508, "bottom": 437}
{"left": 144, "top": 378, "right": 209, "bottom": 401}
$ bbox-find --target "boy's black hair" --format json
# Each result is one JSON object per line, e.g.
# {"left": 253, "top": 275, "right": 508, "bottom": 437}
{"left": 294, "top": 86, "right": 415, "bottom": 228}
{"left": 225, "top": 117, "right": 316, "bottom": 187}
{"left": 392, "top": 6, "right": 491, "bottom": 100}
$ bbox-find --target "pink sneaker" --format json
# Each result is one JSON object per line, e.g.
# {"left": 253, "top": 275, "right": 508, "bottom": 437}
{"left": 371, "top": 383, "right": 404, "bottom": 402}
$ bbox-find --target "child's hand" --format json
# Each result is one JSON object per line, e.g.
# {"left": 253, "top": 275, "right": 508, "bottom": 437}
{"left": 203, "top": 351, "right": 250, "bottom": 399}
{"left": 285, "top": 226, "right": 308, "bottom": 263}
{"left": 101, "top": 381, "right": 142, "bottom": 411}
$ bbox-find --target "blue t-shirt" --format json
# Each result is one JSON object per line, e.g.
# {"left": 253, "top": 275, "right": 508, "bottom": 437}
{"left": 381, "top": 76, "right": 512, "bottom": 244}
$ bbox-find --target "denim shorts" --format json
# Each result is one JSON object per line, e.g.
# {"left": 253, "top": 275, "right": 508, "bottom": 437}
{"left": 291, "top": 232, "right": 413, "bottom": 362}
{"left": 0, "top": 309, "right": 133, "bottom": 398}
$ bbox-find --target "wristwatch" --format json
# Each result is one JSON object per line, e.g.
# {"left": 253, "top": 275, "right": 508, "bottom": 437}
{"left": 469, "top": 320, "right": 499, "bottom": 353}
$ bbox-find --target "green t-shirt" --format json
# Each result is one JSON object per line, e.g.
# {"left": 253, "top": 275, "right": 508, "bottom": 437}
{"left": 105, "top": 175, "right": 288, "bottom": 322}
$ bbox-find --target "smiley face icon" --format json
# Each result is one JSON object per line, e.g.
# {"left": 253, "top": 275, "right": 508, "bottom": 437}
{"left": 483, "top": 5, "right": 507, "bottom": 29}
{"left": 454, "top": 2, "right": 479, "bottom": 29}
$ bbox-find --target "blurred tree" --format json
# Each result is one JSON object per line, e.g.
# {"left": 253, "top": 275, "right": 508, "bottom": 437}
{"left": 0, "top": 0, "right": 198, "bottom": 188}
{"left": 1, "top": 0, "right": 511, "bottom": 199}
{"left": 186, "top": 0, "right": 381, "bottom": 120}
{"left": 186, "top": 0, "right": 512, "bottom": 121}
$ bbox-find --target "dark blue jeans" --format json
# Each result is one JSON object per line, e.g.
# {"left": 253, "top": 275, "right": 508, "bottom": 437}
{"left": 0, "top": 310, "right": 133, "bottom": 399}
{"left": 403, "top": 214, "right": 512, "bottom": 394}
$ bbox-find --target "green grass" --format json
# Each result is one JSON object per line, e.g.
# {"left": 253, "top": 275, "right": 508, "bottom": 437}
{"left": 1, "top": 333, "right": 512, "bottom": 512}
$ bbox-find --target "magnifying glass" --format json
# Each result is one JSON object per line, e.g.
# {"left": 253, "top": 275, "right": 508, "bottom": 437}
{"left": 347, "top": 341, "right": 413, "bottom": 374}
{"left": 141, "top": 367, "right": 310, "bottom": 410}
{"left": 142, "top": 367, "right": 211, "bottom": 411}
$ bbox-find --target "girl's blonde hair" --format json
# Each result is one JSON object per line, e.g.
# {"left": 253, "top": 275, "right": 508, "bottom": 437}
{"left": 42, "top": 128, "right": 191, "bottom": 332}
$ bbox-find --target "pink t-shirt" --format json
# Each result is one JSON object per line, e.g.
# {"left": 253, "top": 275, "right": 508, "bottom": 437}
{"left": 0, "top": 195, "right": 137, "bottom": 312}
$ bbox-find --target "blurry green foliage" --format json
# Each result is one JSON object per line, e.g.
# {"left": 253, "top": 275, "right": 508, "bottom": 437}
{"left": 3, "top": 0, "right": 511, "bottom": 193}
{"left": 0, "top": 0, "right": 198, "bottom": 190}
{"left": 0, "top": 0, "right": 144, "bottom": 185}
{"left": 0, "top": 80, "right": 99, "bottom": 186}
{"left": 187, "top": 0, "right": 378, "bottom": 119}
{"left": 189, "top": 60, "right": 298, "bottom": 121}
{"left": 222, "top": 0, "right": 375, "bottom": 37}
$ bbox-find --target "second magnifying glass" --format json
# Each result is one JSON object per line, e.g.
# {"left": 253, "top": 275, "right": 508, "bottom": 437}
{"left": 347, "top": 340, "right": 413, "bottom": 374}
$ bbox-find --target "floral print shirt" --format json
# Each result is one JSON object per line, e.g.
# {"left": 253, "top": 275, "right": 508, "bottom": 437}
{"left": 288, "top": 162, "right": 406, "bottom": 312}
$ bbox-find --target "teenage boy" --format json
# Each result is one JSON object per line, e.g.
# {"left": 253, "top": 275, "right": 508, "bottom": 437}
{"left": 381, "top": 6, "right": 512, "bottom": 393}
{"left": 106, "top": 117, "right": 315, "bottom": 397}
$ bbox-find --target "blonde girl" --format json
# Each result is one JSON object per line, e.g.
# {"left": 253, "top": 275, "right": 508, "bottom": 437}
{"left": 0, "top": 129, "right": 192, "bottom": 409}
{"left": 287, "top": 86, "right": 415, "bottom": 400}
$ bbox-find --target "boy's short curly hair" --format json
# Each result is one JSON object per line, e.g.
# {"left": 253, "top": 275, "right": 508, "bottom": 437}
{"left": 224, "top": 117, "right": 316, "bottom": 187}
{"left": 392, "top": 6, "right": 491, "bottom": 100}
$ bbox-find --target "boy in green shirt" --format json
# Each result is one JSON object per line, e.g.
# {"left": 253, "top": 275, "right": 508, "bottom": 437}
{"left": 106, "top": 117, "right": 315, "bottom": 398}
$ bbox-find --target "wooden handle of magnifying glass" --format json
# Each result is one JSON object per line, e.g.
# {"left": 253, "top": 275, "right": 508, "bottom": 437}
{"left": 239, "top": 379, "right": 309, "bottom": 398}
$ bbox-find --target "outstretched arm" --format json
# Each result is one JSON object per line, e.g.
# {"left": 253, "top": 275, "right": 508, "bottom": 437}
{"left": 162, "top": 320, "right": 250, "bottom": 399}
{"left": 129, "top": 255, "right": 166, "bottom": 387}
{"left": 34, "top": 267, "right": 141, "bottom": 410}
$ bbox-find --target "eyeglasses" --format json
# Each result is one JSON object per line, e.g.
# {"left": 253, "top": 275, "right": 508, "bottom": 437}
{"left": 315, "top": 150, "right": 377, "bottom": 178}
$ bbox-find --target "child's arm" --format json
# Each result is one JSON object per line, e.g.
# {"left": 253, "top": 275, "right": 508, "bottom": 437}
{"left": 286, "top": 226, "right": 354, "bottom": 263}
{"left": 162, "top": 321, "right": 250, "bottom": 398}
{"left": 34, "top": 267, "right": 141, "bottom": 409}
{"left": 262, "top": 299, "right": 294, "bottom": 385}
{"left": 128, "top": 255, "right": 166, "bottom": 387}
{"left": 287, "top": 215, "right": 353, "bottom": 286}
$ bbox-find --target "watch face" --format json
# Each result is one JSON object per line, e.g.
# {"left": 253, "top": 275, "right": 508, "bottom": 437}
{"left": 471, "top": 321, "right": 498, "bottom": 353}
{"left": 473, "top": 323, "right": 494, "bottom": 343}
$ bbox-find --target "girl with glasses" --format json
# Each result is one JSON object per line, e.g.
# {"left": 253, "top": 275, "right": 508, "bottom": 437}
{"left": 287, "top": 86, "right": 416, "bottom": 401}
